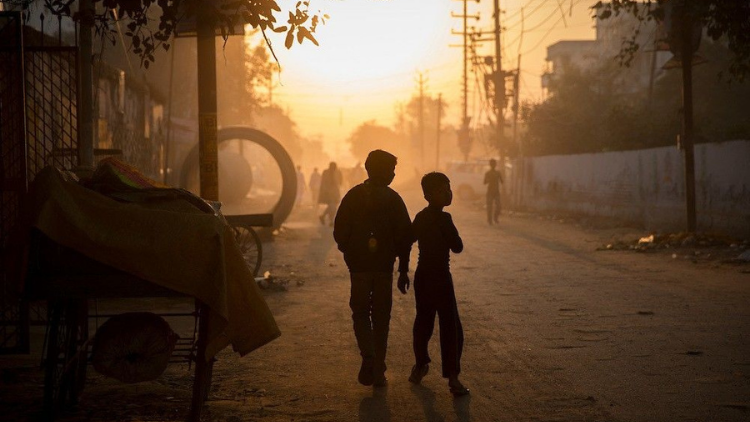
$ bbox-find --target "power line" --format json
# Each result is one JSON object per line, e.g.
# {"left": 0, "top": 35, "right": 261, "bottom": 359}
{"left": 521, "top": 15, "right": 566, "bottom": 56}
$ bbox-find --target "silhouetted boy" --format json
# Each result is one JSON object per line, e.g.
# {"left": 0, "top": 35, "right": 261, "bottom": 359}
{"left": 334, "top": 150, "right": 412, "bottom": 387}
{"left": 399, "top": 172, "right": 469, "bottom": 396}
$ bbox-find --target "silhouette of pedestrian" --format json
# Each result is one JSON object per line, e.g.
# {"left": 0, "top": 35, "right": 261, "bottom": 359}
{"left": 295, "top": 165, "right": 307, "bottom": 207}
{"left": 318, "top": 162, "right": 342, "bottom": 226}
{"left": 309, "top": 167, "right": 321, "bottom": 206}
{"left": 484, "top": 159, "right": 503, "bottom": 225}
{"left": 401, "top": 172, "right": 469, "bottom": 396}
{"left": 333, "top": 150, "right": 412, "bottom": 387}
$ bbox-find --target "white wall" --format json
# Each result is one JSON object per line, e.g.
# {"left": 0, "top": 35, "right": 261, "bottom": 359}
{"left": 513, "top": 141, "right": 750, "bottom": 236}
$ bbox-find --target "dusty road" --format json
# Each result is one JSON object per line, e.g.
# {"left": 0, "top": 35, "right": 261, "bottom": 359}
{"left": 3, "top": 190, "right": 749, "bottom": 422}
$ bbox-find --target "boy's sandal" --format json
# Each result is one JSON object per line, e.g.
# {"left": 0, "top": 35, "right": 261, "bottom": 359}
{"left": 449, "top": 384, "right": 470, "bottom": 397}
{"left": 408, "top": 364, "right": 429, "bottom": 384}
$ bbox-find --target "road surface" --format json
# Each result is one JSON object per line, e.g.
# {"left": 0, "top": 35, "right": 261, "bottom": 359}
{"left": 3, "top": 191, "right": 749, "bottom": 422}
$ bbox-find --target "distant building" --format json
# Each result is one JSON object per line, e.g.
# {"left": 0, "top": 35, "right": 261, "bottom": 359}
{"left": 543, "top": 3, "right": 671, "bottom": 97}
{"left": 542, "top": 40, "right": 598, "bottom": 90}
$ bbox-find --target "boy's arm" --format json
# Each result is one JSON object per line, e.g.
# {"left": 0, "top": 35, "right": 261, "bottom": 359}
{"left": 394, "top": 197, "right": 413, "bottom": 294}
{"left": 443, "top": 213, "right": 463, "bottom": 253}
{"left": 394, "top": 197, "right": 413, "bottom": 273}
{"left": 332, "top": 193, "right": 352, "bottom": 252}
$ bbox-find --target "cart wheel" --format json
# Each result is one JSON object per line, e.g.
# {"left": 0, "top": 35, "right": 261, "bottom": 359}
{"left": 232, "top": 225, "right": 262, "bottom": 277}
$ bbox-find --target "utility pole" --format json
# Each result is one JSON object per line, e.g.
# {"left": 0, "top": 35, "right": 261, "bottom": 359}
{"left": 493, "top": 0, "right": 504, "bottom": 152}
{"left": 679, "top": 7, "right": 697, "bottom": 232}
{"left": 451, "top": 0, "right": 480, "bottom": 161}
{"left": 417, "top": 71, "right": 427, "bottom": 171}
{"left": 268, "top": 69, "right": 274, "bottom": 107}
{"left": 666, "top": 0, "right": 700, "bottom": 232}
{"left": 436, "top": 93, "right": 442, "bottom": 170}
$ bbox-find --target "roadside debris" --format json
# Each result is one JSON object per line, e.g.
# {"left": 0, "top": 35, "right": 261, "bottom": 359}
{"left": 597, "top": 232, "right": 749, "bottom": 265}
{"left": 255, "top": 271, "right": 289, "bottom": 291}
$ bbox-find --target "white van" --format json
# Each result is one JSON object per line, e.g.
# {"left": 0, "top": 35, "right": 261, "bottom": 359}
{"left": 445, "top": 159, "right": 489, "bottom": 201}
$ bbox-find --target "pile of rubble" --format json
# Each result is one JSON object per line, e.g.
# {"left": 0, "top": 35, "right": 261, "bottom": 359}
{"left": 598, "top": 232, "right": 750, "bottom": 263}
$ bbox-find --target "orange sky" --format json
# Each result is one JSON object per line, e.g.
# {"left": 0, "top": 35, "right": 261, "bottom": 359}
{"left": 253, "top": 0, "right": 597, "bottom": 163}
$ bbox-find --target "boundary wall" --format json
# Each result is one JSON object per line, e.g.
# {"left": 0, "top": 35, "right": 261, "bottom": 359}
{"left": 512, "top": 140, "right": 750, "bottom": 237}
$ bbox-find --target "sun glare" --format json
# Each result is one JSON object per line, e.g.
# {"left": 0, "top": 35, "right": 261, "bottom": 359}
{"left": 273, "top": 0, "right": 454, "bottom": 84}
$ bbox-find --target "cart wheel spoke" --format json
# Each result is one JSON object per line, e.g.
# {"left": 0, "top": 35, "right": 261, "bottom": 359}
{"left": 232, "top": 225, "right": 263, "bottom": 277}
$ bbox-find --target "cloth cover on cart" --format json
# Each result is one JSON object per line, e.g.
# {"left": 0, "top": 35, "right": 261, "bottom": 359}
{"left": 10, "top": 162, "right": 280, "bottom": 359}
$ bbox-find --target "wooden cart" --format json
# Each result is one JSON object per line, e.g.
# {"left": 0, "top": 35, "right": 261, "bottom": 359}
{"left": 25, "top": 212, "right": 273, "bottom": 421}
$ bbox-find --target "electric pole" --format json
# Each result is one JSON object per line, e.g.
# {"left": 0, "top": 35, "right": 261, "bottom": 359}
{"left": 436, "top": 93, "right": 443, "bottom": 170}
{"left": 417, "top": 71, "right": 427, "bottom": 171}
{"left": 493, "top": 0, "right": 504, "bottom": 152}
{"left": 666, "top": 0, "right": 700, "bottom": 232}
{"left": 451, "top": 0, "right": 480, "bottom": 161}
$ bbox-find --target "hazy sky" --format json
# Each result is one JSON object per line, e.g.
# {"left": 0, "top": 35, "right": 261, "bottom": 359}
{"left": 252, "top": 0, "right": 596, "bottom": 161}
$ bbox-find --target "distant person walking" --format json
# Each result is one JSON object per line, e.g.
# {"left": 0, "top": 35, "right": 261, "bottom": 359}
{"left": 333, "top": 150, "right": 412, "bottom": 387}
{"left": 309, "top": 167, "right": 321, "bottom": 206}
{"left": 402, "top": 172, "right": 469, "bottom": 396}
{"left": 295, "top": 165, "right": 307, "bottom": 207}
{"left": 484, "top": 159, "right": 503, "bottom": 225}
{"left": 318, "top": 162, "right": 342, "bottom": 226}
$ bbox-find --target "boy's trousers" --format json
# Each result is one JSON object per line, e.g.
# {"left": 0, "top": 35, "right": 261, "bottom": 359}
{"left": 350, "top": 272, "right": 393, "bottom": 377}
{"left": 413, "top": 269, "right": 464, "bottom": 377}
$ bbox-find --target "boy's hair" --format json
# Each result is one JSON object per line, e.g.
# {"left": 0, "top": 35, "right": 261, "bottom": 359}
{"left": 421, "top": 172, "right": 450, "bottom": 196}
{"left": 365, "top": 150, "right": 397, "bottom": 178}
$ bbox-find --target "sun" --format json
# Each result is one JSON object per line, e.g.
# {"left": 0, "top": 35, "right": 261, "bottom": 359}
{"left": 267, "top": 0, "right": 455, "bottom": 84}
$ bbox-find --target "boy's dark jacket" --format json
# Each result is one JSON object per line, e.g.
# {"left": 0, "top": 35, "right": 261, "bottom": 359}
{"left": 412, "top": 206, "right": 463, "bottom": 274}
{"left": 333, "top": 180, "right": 412, "bottom": 273}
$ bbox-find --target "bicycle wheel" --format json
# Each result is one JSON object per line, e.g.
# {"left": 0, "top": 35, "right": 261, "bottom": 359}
{"left": 232, "top": 225, "right": 262, "bottom": 277}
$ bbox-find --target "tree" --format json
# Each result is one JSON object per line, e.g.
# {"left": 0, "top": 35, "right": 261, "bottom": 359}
{"left": 347, "top": 121, "right": 410, "bottom": 166}
{"left": 592, "top": 0, "right": 750, "bottom": 80}
{"left": 521, "top": 38, "right": 750, "bottom": 157}
{"left": 3, "top": 0, "right": 326, "bottom": 67}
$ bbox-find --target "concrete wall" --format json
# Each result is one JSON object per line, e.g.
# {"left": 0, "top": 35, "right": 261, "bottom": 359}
{"left": 513, "top": 141, "right": 750, "bottom": 236}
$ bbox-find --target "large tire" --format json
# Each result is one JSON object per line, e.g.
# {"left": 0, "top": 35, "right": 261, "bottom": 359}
{"left": 180, "top": 127, "right": 297, "bottom": 230}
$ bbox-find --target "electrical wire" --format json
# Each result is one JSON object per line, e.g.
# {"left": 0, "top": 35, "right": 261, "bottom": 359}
{"left": 521, "top": 15, "right": 566, "bottom": 56}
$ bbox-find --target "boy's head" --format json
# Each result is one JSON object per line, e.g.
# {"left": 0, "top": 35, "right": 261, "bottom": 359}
{"left": 365, "top": 150, "right": 397, "bottom": 186}
{"left": 489, "top": 159, "right": 497, "bottom": 169}
{"left": 421, "top": 172, "right": 452, "bottom": 207}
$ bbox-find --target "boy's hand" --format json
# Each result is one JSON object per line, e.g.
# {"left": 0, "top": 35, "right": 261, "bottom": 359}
{"left": 397, "top": 272, "right": 410, "bottom": 294}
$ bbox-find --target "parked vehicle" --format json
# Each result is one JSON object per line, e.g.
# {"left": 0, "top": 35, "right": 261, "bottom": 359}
{"left": 445, "top": 158, "right": 511, "bottom": 201}
{"left": 445, "top": 159, "right": 488, "bottom": 201}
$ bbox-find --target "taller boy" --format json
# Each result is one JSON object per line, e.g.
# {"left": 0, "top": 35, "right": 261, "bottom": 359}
{"left": 334, "top": 150, "right": 412, "bottom": 387}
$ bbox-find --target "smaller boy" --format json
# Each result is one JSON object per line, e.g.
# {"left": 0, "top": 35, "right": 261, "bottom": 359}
{"left": 398, "top": 172, "right": 469, "bottom": 396}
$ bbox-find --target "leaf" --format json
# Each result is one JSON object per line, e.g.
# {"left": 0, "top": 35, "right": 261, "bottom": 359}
{"left": 285, "top": 28, "right": 294, "bottom": 49}
{"left": 133, "top": 35, "right": 140, "bottom": 48}
{"left": 273, "top": 25, "right": 288, "bottom": 33}
{"left": 599, "top": 9, "right": 611, "bottom": 19}
{"left": 303, "top": 30, "right": 318, "bottom": 46}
